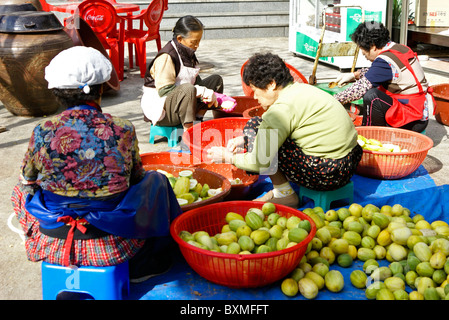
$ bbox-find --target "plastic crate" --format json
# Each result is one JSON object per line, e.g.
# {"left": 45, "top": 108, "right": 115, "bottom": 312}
{"left": 355, "top": 126, "right": 433, "bottom": 179}
{"left": 170, "top": 201, "right": 316, "bottom": 288}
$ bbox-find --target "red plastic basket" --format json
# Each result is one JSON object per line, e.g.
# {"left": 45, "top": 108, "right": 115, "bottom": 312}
{"left": 143, "top": 164, "right": 231, "bottom": 212}
{"left": 182, "top": 117, "right": 249, "bottom": 162}
{"left": 170, "top": 201, "right": 316, "bottom": 288}
{"left": 140, "top": 151, "right": 197, "bottom": 168}
{"left": 432, "top": 83, "right": 449, "bottom": 126}
{"left": 194, "top": 163, "right": 259, "bottom": 200}
{"left": 212, "top": 96, "right": 260, "bottom": 118}
{"left": 141, "top": 152, "right": 259, "bottom": 200}
{"left": 240, "top": 60, "right": 308, "bottom": 97}
{"left": 356, "top": 126, "right": 434, "bottom": 179}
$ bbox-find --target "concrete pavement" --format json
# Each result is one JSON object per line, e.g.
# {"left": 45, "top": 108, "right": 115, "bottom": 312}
{"left": 0, "top": 37, "right": 448, "bottom": 300}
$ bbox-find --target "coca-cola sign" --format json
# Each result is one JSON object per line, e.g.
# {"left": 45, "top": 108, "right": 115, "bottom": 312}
{"left": 85, "top": 14, "right": 104, "bottom": 22}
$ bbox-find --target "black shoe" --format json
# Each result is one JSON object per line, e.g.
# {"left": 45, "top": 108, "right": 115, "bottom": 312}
{"left": 129, "top": 255, "right": 173, "bottom": 284}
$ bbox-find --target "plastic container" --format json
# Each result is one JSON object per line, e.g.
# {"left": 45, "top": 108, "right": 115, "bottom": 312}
{"left": 240, "top": 60, "right": 308, "bottom": 97}
{"left": 140, "top": 151, "right": 195, "bottom": 167}
{"left": 143, "top": 164, "right": 231, "bottom": 212}
{"left": 212, "top": 96, "right": 260, "bottom": 118}
{"left": 431, "top": 83, "right": 449, "bottom": 126}
{"left": 194, "top": 163, "right": 259, "bottom": 200}
{"left": 355, "top": 126, "right": 434, "bottom": 180}
{"left": 170, "top": 201, "right": 316, "bottom": 288}
{"left": 182, "top": 117, "right": 249, "bottom": 163}
{"left": 141, "top": 152, "right": 259, "bottom": 201}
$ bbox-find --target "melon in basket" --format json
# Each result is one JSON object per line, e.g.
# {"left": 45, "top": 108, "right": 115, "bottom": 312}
{"left": 170, "top": 201, "right": 316, "bottom": 288}
{"left": 355, "top": 126, "right": 433, "bottom": 180}
{"left": 144, "top": 164, "right": 231, "bottom": 211}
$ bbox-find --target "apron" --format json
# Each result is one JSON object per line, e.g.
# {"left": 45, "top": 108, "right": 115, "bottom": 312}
{"left": 141, "top": 41, "right": 200, "bottom": 124}
{"left": 25, "top": 170, "right": 182, "bottom": 266}
{"left": 380, "top": 46, "right": 434, "bottom": 127}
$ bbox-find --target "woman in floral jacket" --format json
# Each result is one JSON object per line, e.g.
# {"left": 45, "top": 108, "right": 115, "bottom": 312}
{"left": 11, "top": 47, "right": 181, "bottom": 283}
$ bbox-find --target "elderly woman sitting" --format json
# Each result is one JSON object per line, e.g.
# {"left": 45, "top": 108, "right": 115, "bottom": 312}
{"left": 11, "top": 46, "right": 181, "bottom": 283}
{"left": 207, "top": 52, "right": 362, "bottom": 208}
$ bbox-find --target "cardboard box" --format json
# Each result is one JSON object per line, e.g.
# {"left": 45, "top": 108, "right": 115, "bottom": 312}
{"left": 415, "top": 0, "right": 449, "bottom": 27}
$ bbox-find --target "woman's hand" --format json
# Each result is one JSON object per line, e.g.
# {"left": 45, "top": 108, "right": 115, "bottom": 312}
{"left": 336, "top": 72, "right": 356, "bottom": 87}
{"left": 205, "top": 93, "right": 218, "bottom": 109}
{"left": 195, "top": 85, "right": 218, "bottom": 108}
{"left": 226, "top": 136, "right": 245, "bottom": 153}
{"left": 206, "top": 146, "right": 234, "bottom": 164}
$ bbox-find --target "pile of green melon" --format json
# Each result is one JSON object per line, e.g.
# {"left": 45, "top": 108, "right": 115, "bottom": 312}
{"left": 279, "top": 202, "right": 449, "bottom": 300}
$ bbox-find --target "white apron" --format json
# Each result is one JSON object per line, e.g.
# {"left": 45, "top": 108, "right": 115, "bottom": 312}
{"left": 140, "top": 41, "right": 200, "bottom": 124}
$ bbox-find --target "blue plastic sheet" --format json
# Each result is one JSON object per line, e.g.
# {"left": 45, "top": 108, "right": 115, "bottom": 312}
{"left": 132, "top": 162, "right": 447, "bottom": 300}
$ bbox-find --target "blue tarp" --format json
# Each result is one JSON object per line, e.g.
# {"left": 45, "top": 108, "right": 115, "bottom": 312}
{"left": 130, "top": 163, "right": 447, "bottom": 300}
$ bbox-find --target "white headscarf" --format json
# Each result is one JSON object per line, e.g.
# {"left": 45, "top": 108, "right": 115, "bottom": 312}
{"left": 45, "top": 46, "right": 112, "bottom": 94}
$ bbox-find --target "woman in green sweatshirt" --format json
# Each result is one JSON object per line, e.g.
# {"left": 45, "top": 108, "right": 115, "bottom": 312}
{"left": 207, "top": 52, "right": 362, "bottom": 208}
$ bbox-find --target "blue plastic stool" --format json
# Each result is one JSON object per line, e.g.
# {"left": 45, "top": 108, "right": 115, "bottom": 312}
{"left": 149, "top": 124, "right": 183, "bottom": 147}
{"left": 299, "top": 181, "right": 354, "bottom": 211}
{"left": 41, "top": 261, "right": 129, "bottom": 300}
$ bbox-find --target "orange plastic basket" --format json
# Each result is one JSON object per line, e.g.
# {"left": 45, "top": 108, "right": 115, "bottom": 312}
{"left": 182, "top": 118, "right": 249, "bottom": 163}
{"left": 143, "top": 164, "right": 231, "bottom": 212}
{"left": 194, "top": 163, "right": 259, "bottom": 200}
{"left": 212, "top": 96, "right": 260, "bottom": 118}
{"left": 170, "top": 201, "right": 316, "bottom": 288}
{"left": 431, "top": 83, "right": 449, "bottom": 126}
{"left": 140, "top": 152, "right": 259, "bottom": 201}
{"left": 240, "top": 60, "right": 308, "bottom": 97}
{"left": 355, "top": 126, "right": 433, "bottom": 179}
{"left": 140, "top": 151, "right": 196, "bottom": 167}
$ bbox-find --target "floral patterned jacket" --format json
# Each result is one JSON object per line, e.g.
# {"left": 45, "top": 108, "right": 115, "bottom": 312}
{"left": 334, "top": 68, "right": 372, "bottom": 105}
{"left": 20, "top": 105, "right": 146, "bottom": 198}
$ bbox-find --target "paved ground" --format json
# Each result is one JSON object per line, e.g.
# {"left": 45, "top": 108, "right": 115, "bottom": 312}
{"left": 1, "top": 37, "right": 448, "bottom": 300}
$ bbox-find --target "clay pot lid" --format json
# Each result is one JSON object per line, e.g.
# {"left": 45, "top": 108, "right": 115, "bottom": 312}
{"left": 0, "top": 11, "right": 63, "bottom": 33}
{"left": 0, "top": 3, "right": 37, "bottom": 14}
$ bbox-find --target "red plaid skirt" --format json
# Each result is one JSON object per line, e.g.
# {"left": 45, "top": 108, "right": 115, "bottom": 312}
{"left": 11, "top": 183, "right": 145, "bottom": 266}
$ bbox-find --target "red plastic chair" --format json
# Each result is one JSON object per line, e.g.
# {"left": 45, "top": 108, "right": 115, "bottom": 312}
{"left": 240, "top": 60, "right": 308, "bottom": 97}
{"left": 77, "top": 0, "right": 125, "bottom": 81}
{"left": 39, "top": 0, "right": 54, "bottom": 11}
{"left": 124, "top": 0, "right": 165, "bottom": 77}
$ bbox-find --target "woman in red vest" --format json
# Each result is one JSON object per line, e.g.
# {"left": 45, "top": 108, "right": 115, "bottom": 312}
{"left": 334, "top": 21, "right": 434, "bottom": 133}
